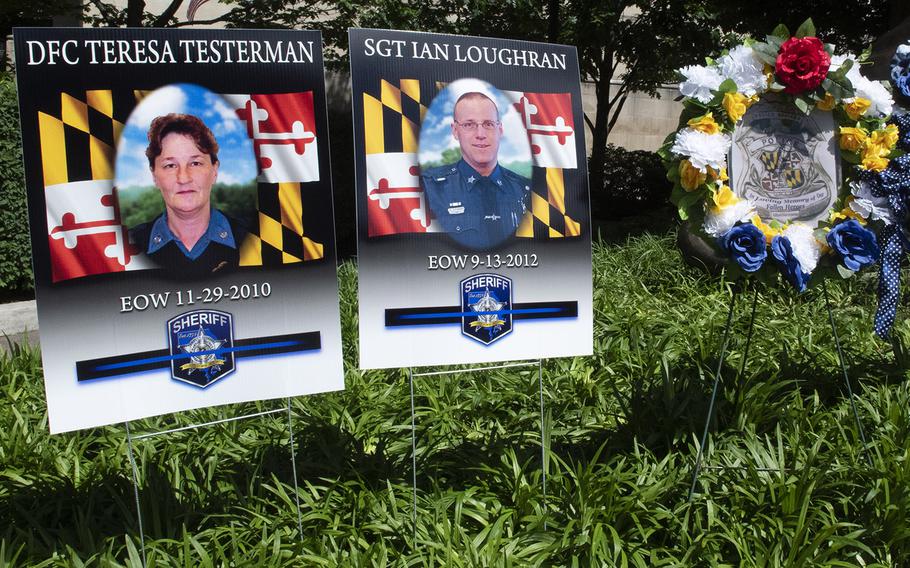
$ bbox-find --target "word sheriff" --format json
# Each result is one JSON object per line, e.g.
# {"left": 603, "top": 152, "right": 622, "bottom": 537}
{"left": 169, "top": 311, "right": 230, "bottom": 333}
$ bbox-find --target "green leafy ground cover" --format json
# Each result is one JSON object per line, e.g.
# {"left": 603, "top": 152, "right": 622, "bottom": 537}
{"left": 1, "top": 232, "right": 909, "bottom": 566}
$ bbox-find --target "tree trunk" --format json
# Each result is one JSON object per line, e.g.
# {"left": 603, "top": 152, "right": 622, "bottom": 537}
{"left": 588, "top": 66, "right": 612, "bottom": 196}
{"left": 127, "top": 0, "right": 145, "bottom": 26}
{"left": 547, "top": 0, "right": 560, "bottom": 43}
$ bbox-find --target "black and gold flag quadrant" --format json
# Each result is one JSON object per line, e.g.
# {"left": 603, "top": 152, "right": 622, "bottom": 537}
{"left": 362, "top": 78, "right": 431, "bottom": 155}
{"left": 37, "top": 90, "right": 131, "bottom": 187}
{"left": 240, "top": 181, "right": 325, "bottom": 265}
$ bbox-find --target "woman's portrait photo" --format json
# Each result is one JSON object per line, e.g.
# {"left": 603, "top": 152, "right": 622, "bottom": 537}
{"left": 115, "top": 83, "right": 257, "bottom": 276}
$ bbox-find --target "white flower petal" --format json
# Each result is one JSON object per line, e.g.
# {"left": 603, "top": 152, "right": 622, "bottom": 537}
{"left": 679, "top": 65, "right": 723, "bottom": 103}
{"left": 703, "top": 200, "right": 755, "bottom": 238}
{"left": 719, "top": 46, "right": 766, "bottom": 97}
{"left": 670, "top": 128, "right": 731, "bottom": 173}
{"left": 781, "top": 223, "right": 822, "bottom": 274}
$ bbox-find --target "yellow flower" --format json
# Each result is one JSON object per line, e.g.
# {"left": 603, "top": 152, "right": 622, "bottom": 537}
{"left": 750, "top": 215, "right": 781, "bottom": 244}
{"left": 723, "top": 93, "right": 748, "bottom": 123}
{"left": 839, "top": 127, "right": 868, "bottom": 152}
{"left": 712, "top": 184, "right": 740, "bottom": 210}
{"left": 817, "top": 93, "right": 836, "bottom": 111}
{"left": 860, "top": 153, "right": 889, "bottom": 172}
{"left": 679, "top": 159, "right": 707, "bottom": 191}
{"left": 707, "top": 165, "right": 729, "bottom": 182}
{"left": 844, "top": 97, "right": 871, "bottom": 120}
{"left": 687, "top": 112, "right": 721, "bottom": 135}
{"left": 870, "top": 124, "right": 899, "bottom": 152}
{"left": 829, "top": 200, "right": 867, "bottom": 224}
{"left": 763, "top": 64, "right": 777, "bottom": 90}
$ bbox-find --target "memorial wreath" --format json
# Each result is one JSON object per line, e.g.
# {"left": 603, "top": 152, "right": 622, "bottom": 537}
{"left": 661, "top": 20, "right": 910, "bottom": 337}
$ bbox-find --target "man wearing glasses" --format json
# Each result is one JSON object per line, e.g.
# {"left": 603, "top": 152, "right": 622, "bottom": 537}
{"left": 422, "top": 91, "right": 531, "bottom": 250}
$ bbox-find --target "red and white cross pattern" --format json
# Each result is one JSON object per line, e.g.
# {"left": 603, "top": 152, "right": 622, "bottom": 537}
{"left": 226, "top": 92, "right": 320, "bottom": 184}
{"left": 46, "top": 180, "right": 149, "bottom": 281}
{"left": 503, "top": 91, "right": 577, "bottom": 170}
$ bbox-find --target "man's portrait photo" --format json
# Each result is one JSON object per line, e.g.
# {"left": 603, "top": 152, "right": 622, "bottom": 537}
{"left": 419, "top": 79, "right": 532, "bottom": 250}
{"left": 115, "top": 83, "right": 258, "bottom": 276}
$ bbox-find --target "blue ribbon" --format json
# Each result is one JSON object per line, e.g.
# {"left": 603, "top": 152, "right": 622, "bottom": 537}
{"left": 874, "top": 225, "right": 906, "bottom": 339}
{"left": 868, "top": 116, "right": 910, "bottom": 338}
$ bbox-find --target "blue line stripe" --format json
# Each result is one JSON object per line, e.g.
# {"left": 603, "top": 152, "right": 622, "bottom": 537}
{"left": 399, "top": 307, "right": 564, "bottom": 320}
{"left": 95, "top": 341, "right": 303, "bottom": 371}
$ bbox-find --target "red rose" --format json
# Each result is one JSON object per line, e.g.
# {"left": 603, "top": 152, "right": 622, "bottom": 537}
{"left": 775, "top": 36, "right": 831, "bottom": 94}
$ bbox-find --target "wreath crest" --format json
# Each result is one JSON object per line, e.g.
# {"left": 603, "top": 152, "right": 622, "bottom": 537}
{"left": 661, "top": 20, "right": 903, "bottom": 307}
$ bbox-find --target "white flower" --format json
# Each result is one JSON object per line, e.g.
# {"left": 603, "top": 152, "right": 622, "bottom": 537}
{"left": 679, "top": 65, "right": 723, "bottom": 103}
{"left": 850, "top": 180, "right": 895, "bottom": 224}
{"left": 830, "top": 54, "right": 862, "bottom": 82}
{"left": 670, "top": 128, "right": 732, "bottom": 173}
{"left": 832, "top": 54, "right": 894, "bottom": 117}
{"left": 703, "top": 200, "right": 755, "bottom": 238}
{"left": 780, "top": 223, "right": 822, "bottom": 274}
{"left": 851, "top": 74, "right": 894, "bottom": 117}
{"left": 719, "top": 46, "right": 766, "bottom": 97}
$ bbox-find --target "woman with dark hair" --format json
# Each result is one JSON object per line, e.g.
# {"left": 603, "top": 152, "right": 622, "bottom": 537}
{"left": 130, "top": 113, "right": 247, "bottom": 276}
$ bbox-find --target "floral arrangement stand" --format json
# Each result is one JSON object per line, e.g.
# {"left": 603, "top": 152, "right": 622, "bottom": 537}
{"left": 659, "top": 19, "right": 906, "bottom": 502}
{"left": 662, "top": 19, "right": 909, "bottom": 340}
{"left": 687, "top": 281, "right": 872, "bottom": 504}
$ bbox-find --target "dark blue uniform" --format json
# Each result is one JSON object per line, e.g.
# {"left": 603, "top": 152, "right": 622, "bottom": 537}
{"left": 130, "top": 208, "right": 247, "bottom": 278}
{"left": 422, "top": 159, "right": 531, "bottom": 250}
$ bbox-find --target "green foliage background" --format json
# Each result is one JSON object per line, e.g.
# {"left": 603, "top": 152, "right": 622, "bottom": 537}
{"left": 0, "top": 74, "right": 33, "bottom": 297}
{"left": 1, "top": 234, "right": 909, "bottom": 566}
{"left": 119, "top": 183, "right": 258, "bottom": 230}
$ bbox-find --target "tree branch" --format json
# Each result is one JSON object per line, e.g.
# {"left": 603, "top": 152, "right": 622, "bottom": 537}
{"left": 583, "top": 112, "right": 595, "bottom": 135}
{"left": 152, "top": 0, "right": 185, "bottom": 26}
{"left": 172, "top": 15, "right": 228, "bottom": 27}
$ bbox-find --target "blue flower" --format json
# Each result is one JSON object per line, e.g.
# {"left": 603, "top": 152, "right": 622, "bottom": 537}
{"left": 718, "top": 223, "right": 767, "bottom": 272}
{"left": 891, "top": 47, "right": 910, "bottom": 101}
{"left": 826, "top": 219, "right": 880, "bottom": 271}
{"left": 771, "top": 235, "right": 810, "bottom": 292}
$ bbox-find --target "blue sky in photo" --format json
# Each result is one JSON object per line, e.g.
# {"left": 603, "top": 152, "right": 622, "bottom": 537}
{"left": 115, "top": 83, "right": 257, "bottom": 193}
{"left": 418, "top": 78, "right": 531, "bottom": 170}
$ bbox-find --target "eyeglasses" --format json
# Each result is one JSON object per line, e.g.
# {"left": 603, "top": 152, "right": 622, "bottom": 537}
{"left": 454, "top": 120, "right": 500, "bottom": 131}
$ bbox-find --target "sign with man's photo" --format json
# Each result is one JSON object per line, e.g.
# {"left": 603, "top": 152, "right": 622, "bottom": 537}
{"left": 14, "top": 28, "right": 344, "bottom": 433}
{"left": 349, "top": 29, "right": 593, "bottom": 368}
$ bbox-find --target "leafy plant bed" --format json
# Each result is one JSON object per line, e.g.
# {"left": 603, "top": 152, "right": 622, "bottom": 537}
{"left": 1, "top": 232, "right": 908, "bottom": 566}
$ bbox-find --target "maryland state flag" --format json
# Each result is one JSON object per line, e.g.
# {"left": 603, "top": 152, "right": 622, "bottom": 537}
{"left": 361, "top": 80, "right": 583, "bottom": 240}
{"left": 38, "top": 90, "right": 325, "bottom": 282}
{"left": 362, "top": 79, "right": 436, "bottom": 236}
{"left": 39, "top": 90, "right": 148, "bottom": 282}
{"left": 224, "top": 92, "right": 324, "bottom": 265}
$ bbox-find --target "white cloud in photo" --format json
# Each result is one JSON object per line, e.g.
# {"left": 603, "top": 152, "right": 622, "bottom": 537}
{"left": 126, "top": 85, "right": 188, "bottom": 129}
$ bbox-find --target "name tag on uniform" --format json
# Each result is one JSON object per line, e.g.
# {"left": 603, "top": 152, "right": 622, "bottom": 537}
{"left": 448, "top": 206, "right": 465, "bottom": 214}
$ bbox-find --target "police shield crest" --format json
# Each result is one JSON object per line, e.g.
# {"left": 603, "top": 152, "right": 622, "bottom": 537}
{"left": 167, "top": 310, "right": 236, "bottom": 388}
{"left": 461, "top": 274, "right": 513, "bottom": 345}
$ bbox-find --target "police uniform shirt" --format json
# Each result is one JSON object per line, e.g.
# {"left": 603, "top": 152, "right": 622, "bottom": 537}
{"left": 130, "top": 208, "right": 247, "bottom": 278}
{"left": 421, "top": 159, "right": 531, "bottom": 250}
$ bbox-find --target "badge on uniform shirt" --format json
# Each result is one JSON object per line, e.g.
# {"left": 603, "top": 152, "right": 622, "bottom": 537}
{"left": 167, "top": 309, "right": 236, "bottom": 388}
{"left": 448, "top": 206, "right": 465, "bottom": 214}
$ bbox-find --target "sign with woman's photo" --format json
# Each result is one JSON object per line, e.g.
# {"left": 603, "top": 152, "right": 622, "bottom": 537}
{"left": 349, "top": 29, "right": 592, "bottom": 368}
{"left": 14, "top": 28, "right": 344, "bottom": 433}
